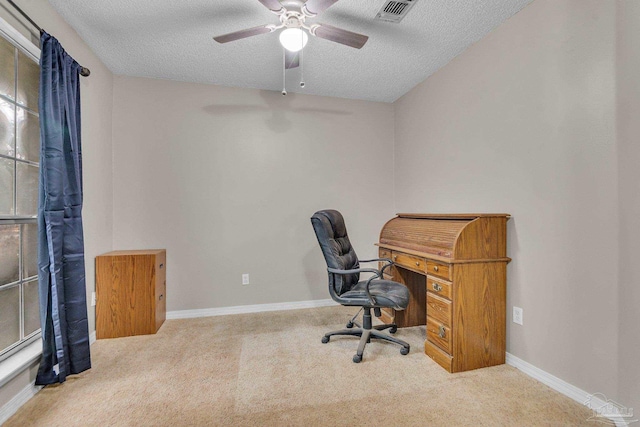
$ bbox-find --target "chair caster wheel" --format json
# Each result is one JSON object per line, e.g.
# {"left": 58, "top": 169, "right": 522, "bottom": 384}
{"left": 346, "top": 321, "right": 354, "bottom": 328}
{"left": 322, "top": 336, "right": 330, "bottom": 344}
{"left": 389, "top": 326, "right": 397, "bottom": 334}
{"left": 353, "top": 354, "right": 362, "bottom": 363}
{"left": 400, "top": 346, "right": 410, "bottom": 355}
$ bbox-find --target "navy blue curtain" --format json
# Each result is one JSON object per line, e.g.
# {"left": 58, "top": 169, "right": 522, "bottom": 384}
{"left": 36, "top": 32, "right": 91, "bottom": 385}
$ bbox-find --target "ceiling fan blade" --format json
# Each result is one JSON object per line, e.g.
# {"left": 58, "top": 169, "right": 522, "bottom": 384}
{"left": 213, "top": 25, "right": 275, "bottom": 44}
{"left": 285, "top": 50, "right": 300, "bottom": 69}
{"left": 257, "top": 0, "right": 285, "bottom": 14}
{"left": 303, "top": 0, "right": 340, "bottom": 16}
{"left": 311, "top": 23, "right": 368, "bottom": 49}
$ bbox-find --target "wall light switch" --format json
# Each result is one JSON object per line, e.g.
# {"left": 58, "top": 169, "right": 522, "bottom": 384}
{"left": 513, "top": 306, "right": 523, "bottom": 325}
{"left": 242, "top": 274, "right": 250, "bottom": 285}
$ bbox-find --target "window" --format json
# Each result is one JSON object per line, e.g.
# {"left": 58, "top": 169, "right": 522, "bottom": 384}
{"left": 0, "top": 30, "right": 41, "bottom": 362}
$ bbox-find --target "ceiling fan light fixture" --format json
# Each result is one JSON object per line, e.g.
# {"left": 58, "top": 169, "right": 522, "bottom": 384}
{"left": 279, "top": 28, "right": 308, "bottom": 52}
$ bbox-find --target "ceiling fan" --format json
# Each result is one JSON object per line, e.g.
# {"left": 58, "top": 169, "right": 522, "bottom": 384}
{"left": 213, "top": 0, "right": 369, "bottom": 71}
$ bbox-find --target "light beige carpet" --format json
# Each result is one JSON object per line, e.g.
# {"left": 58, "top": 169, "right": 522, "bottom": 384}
{"left": 6, "top": 306, "right": 594, "bottom": 426}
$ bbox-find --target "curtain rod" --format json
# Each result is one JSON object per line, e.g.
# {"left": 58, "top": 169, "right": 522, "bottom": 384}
{"left": 6, "top": 0, "right": 91, "bottom": 77}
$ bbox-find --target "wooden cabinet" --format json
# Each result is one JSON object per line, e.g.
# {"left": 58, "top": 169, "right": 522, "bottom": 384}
{"left": 96, "top": 249, "right": 166, "bottom": 339}
{"left": 378, "top": 214, "right": 510, "bottom": 373}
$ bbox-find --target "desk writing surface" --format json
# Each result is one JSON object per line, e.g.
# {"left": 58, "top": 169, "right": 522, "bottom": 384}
{"left": 377, "top": 214, "right": 510, "bottom": 373}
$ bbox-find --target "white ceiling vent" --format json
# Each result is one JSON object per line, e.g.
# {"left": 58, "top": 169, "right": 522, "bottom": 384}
{"left": 375, "top": 0, "right": 418, "bottom": 23}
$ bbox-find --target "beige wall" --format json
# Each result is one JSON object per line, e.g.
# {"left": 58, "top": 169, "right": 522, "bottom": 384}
{"left": 111, "top": 76, "right": 395, "bottom": 311}
{"left": 617, "top": 0, "right": 640, "bottom": 415}
{"left": 0, "top": 0, "right": 113, "bottom": 410}
{"left": 394, "top": 0, "right": 620, "bottom": 400}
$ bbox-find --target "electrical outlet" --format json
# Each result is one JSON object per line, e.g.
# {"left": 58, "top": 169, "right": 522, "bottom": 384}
{"left": 242, "top": 274, "right": 250, "bottom": 285}
{"left": 513, "top": 306, "right": 523, "bottom": 325}
{"left": 91, "top": 292, "right": 96, "bottom": 306}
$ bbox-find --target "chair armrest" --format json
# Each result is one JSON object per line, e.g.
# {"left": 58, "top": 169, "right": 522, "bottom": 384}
{"left": 358, "top": 258, "right": 392, "bottom": 264}
{"left": 327, "top": 267, "right": 380, "bottom": 306}
{"left": 359, "top": 258, "right": 393, "bottom": 275}
{"left": 327, "top": 267, "right": 381, "bottom": 276}
{"left": 359, "top": 258, "right": 394, "bottom": 275}
{"left": 380, "top": 262, "right": 394, "bottom": 277}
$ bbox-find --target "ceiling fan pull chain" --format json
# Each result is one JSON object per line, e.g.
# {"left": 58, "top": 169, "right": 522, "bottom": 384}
{"left": 282, "top": 47, "right": 287, "bottom": 96}
{"left": 300, "top": 31, "right": 305, "bottom": 88}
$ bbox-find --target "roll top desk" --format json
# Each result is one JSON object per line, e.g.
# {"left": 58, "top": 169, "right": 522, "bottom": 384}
{"left": 377, "top": 214, "right": 510, "bottom": 373}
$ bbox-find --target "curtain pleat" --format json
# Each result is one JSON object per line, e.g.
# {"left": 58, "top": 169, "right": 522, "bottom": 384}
{"left": 36, "top": 32, "right": 91, "bottom": 385}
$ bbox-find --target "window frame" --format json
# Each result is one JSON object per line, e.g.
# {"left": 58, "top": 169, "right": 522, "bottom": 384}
{"left": 0, "top": 15, "right": 42, "bottom": 364}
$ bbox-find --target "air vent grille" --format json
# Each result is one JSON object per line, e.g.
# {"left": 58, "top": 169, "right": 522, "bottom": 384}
{"left": 384, "top": 2, "right": 408, "bottom": 15}
{"left": 375, "top": 0, "right": 418, "bottom": 23}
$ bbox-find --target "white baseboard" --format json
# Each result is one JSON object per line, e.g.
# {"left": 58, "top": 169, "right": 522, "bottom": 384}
{"left": 506, "top": 353, "right": 633, "bottom": 427}
{"left": 166, "top": 298, "right": 339, "bottom": 319}
{"left": 0, "top": 382, "right": 42, "bottom": 425}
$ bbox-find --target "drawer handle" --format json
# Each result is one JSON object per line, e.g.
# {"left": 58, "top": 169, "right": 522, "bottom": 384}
{"left": 159, "top": 294, "right": 164, "bottom": 300}
{"left": 433, "top": 265, "right": 439, "bottom": 272}
{"left": 438, "top": 326, "right": 446, "bottom": 338}
{"left": 415, "top": 261, "right": 420, "bottom": 267}
{"left": 160, "top": 263, "right": 164, "bottom": 269}
{"left": 432, "top": 283, "right": 442, "bottom": 292}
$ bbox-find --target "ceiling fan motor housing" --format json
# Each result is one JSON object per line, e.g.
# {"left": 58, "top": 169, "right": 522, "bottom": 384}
{"left": 282, "top": 13, "right": 304, "bottom": 28}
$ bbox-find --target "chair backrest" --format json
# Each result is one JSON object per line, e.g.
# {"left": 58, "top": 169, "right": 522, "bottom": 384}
{"left": 311, "top": 210, "right": 360, "bottom": 296}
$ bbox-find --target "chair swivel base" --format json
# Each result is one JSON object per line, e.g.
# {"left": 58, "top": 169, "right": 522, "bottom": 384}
{"left": 321, "top": 308, "right": 410, "bottom": 363}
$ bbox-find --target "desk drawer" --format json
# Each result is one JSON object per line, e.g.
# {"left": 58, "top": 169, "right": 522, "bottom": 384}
{"left": 425, "top": 340, "right": 453, "bottom": 372}
{"left": 427, "top": 316, "right": 452, "bottom": 354}
{"left": 427, "top": 277, "right": 451, "bottom": 300}
{"left": 392, "top": 252, "right": 426, "bottom": 273}
{"left": 427, "top": 292, "right": 452, "bottom": 327}
{"left": 426, "top": 261, "right": 451, "bottom": 280}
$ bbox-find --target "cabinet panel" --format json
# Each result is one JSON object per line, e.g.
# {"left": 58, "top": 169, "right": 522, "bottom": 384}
{"left": 155, "top": 251, "right": 166, "bottom": 332}
{"left": 96, "top": 250, "right": 166, "bottom": 339}
{"left": 451, "top": 262, "right": 506, "bottom": 372}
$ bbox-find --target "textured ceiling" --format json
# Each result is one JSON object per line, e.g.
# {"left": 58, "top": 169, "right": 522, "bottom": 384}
{"left": 48, "top": 0, "right": 532, "bottom": 102}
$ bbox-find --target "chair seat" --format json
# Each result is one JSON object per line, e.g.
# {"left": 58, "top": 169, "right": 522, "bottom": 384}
{"left": 341, "top": 280, "right": 409, "bottom": 310}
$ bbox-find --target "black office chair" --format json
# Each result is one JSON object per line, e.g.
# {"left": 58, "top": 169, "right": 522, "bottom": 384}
{"left": 311, "top": 210, "right": 411, "bottom": 363}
